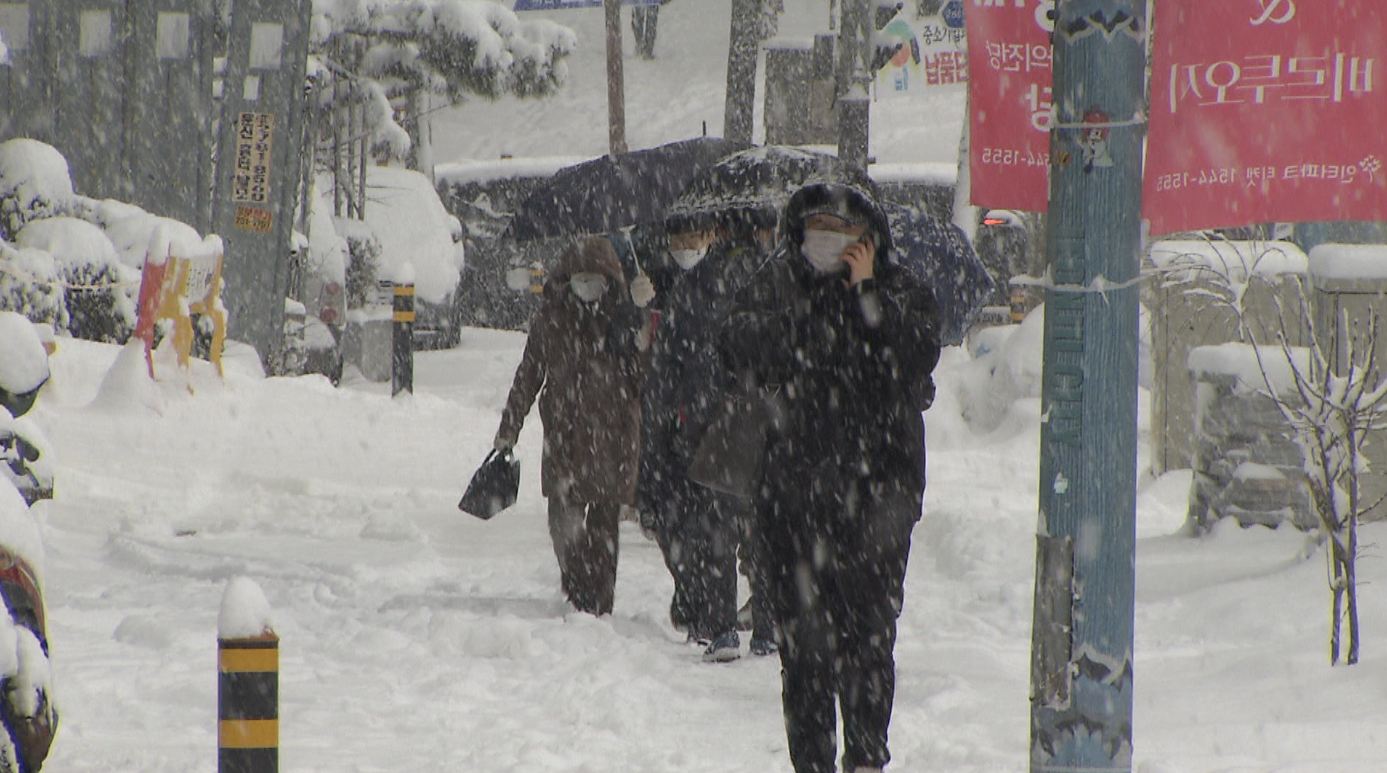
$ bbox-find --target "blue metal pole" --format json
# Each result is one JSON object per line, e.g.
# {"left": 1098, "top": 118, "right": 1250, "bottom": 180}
{"left": 1029, "top": 2, "right": 1146, "bottom": 772}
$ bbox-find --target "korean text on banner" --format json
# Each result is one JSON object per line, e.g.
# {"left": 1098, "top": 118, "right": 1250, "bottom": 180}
{"left": 876, "top": 15, "right": 968, "bottom": 99}
{"left": 1144, "top": 1, "right": 1387, "bottom": 236}
{"left": 964, "top": 0, "right": 1054, "bottom": 212}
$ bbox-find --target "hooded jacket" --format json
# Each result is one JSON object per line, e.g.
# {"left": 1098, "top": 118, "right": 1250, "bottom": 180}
{"left": 717, "top": 181, "right": 941, "bottom": 508}
{"left": 637, "top": 238, "right": 762, "bottom": 511}
{"left": 497, "top": 237, "right": 645, "bottom": 504}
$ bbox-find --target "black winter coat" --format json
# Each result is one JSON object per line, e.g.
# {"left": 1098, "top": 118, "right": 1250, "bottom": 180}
{"left": 638, "top": 242, "right": 761, "bottom": 511}
{"left": 718, "top": 246, "right": 941, "bottom": 513}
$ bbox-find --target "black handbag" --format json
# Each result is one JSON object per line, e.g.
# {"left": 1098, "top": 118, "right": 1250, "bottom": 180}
{"left": 688, "top": 384, "right": 775, "bottom": 500}
{"left": 458, "top": 449, "right": 521, "bottom": 520}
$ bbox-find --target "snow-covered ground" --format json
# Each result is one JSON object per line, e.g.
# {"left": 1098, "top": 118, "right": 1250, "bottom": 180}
{"left": 25, "top": 316, "right": 1387, "bottom": 773}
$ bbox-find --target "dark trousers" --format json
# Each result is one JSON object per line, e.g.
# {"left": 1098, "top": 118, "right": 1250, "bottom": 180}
{"left": 631, "top": 6, "right": 659, "bottom": 58}
{"left": 655, "top": 476, "right": 740, "bottom": 641}
{"left": 739, "top": 503, "right": 777, "bottom": 643}
{"left": 548, "top": 494, "right": 621, "bottom": 616}
{"left": 759, "top": 476, "right": 918, "bottom": 773}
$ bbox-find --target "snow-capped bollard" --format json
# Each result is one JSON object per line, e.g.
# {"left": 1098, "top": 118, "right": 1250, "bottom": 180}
{"left": 391, "top": 280, "right": 415, "bottom": 397}
{"left": 218, "top": 578, "right": 277, "bottom": 773}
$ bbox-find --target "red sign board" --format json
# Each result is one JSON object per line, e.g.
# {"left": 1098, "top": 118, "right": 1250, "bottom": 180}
{"left": 964, "top": 0, "right": 1053, "bottom": 211}
{"left": 1144, "top": 0, "right": 1387, "bottom": 235}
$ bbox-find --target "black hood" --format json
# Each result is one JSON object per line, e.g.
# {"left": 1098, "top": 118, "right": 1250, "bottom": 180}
{"left": 781, "top": 179, "right": 894, "bottom": 266}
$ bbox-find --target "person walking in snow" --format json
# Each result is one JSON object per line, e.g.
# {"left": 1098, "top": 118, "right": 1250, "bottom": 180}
{"left": 717, "top": 179, "right": 941, "bottom": 773}
{"left": 637, "top": 214, "right": 777, "bottom": 662}
{"left": 493, "top": 236, "right": 655, "bottom": 616}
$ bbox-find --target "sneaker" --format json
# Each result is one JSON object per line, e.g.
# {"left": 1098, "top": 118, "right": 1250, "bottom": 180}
{"left": 701, "top": 631, "right": 741, "bottom": 663}
{"left": 749, "top": 636, "right": 778, "bottom": 656}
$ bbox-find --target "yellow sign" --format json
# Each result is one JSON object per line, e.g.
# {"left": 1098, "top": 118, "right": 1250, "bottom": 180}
{"left": 234, "top": 205, "right": 273, "bottom": 233}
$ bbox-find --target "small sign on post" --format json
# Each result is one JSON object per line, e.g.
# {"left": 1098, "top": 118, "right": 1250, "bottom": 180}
{"left": 392, "top": 280, "right": 415, "bottom": 397}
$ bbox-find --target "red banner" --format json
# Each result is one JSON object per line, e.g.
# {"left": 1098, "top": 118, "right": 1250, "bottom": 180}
{"left": 1144, "top": 0, "right": 1387, "bottom": 236}
{"left": 964, "top": 0, "right": 1053, "bottom": 211}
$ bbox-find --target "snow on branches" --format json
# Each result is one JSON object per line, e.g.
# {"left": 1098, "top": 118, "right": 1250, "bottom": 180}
{"left": 313, "top": 0, "right": 574, "bottom": 108}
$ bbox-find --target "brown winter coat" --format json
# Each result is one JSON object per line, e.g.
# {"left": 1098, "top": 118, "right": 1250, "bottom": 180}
{"left": 496, "top": 237, "right": 644, "bottom": 505}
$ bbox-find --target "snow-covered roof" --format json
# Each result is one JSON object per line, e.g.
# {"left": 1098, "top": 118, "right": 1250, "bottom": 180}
{"left": 1189, "top": 341, "right": 1309, "bottom": 394}
{"left": 436, "top": 156, "right": 594, "bottom": 186}
{"left": 1149, "top": 239, "right": 1308, "bottom": 281}
{"left": 1308, "top": 243, "right": 1387, "bottom": 281}
{"left": 869, "top": 162, "right": 957, "bottom": 186}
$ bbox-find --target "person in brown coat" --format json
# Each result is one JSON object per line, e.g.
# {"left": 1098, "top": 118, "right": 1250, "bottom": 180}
{"left": 493, "top": 236, "right": 654, "bottom": 616}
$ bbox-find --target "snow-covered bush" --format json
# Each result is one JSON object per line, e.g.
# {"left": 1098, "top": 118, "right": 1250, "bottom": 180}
{"left": 0, "top": 242, "right": 65, "bottom": 333}
{"left": 0, "top": 140, "right": 72, "bottom": 241}
{"left": 0, "top": 139, "right": 209, "bottom": 348}
{"left": 15, "top": 218, "right": 138, "bottom": 344}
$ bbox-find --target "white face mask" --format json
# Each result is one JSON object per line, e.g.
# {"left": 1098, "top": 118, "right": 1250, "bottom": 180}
{"left": 801, "top": 229, "right": 859, "bottom": 274}
{"left": 671, "top": 247, "right": 707, "bottom": 270}
{"left": 569, "top": 274, "right": 609, "bottom": 303}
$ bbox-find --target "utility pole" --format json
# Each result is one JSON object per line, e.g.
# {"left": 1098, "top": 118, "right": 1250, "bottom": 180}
{"left": 835, "top": 0, "right": 870, "bottom": 169}
{"left": 604, "top": 0, "right": 628, "bottom": 155}
{"left": 1029, "top": 2, "right": 1146, "bottom": 772}
{"left": 724, "top": 0, "right": 760, "bottom": 145}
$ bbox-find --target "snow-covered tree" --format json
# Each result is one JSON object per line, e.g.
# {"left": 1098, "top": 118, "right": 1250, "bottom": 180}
{"left": 307, "top": 0, "right": 576, "bottom": 216}
{"left": 1154, "top": 239, "right": 1387, "bottom": 665}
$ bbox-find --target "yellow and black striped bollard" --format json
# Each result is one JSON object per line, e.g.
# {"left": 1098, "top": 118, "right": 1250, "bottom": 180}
{"left": 392, "top": 281, "right": 415, "bottom": 397}
{"left": 218, "top": 632, "right": 279, "bottom": 773}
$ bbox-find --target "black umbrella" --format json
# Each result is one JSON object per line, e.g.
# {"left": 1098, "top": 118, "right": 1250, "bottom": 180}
{"left": 663, "top": 145, "right": 852, "bottom": 231}
{"left": 504, "top": 137, "right": 750, "bottom": 242}
{"left": 883, "top": 202, "right": 996, "bottom": 347}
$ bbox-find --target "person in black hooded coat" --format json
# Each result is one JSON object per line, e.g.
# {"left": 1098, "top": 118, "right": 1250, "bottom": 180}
{"left": 717, "top": 180, "right": 941, "bottom": 773}
{"left": 638, "top": 215, "right": 778, "bottom": 661}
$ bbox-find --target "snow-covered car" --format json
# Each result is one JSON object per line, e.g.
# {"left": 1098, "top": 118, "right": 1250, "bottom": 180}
{"left": 361, "top": 166, "right": 468, "bottom": 349}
